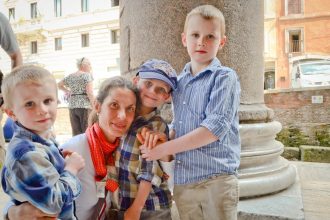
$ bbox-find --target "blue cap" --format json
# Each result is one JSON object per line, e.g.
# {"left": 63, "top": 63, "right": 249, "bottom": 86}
{"left": 137, "top": 59, "right": 177, "bottom": 90}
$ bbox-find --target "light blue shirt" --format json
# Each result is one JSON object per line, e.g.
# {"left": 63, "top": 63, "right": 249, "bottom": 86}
{"left": 172, "top": 58, "right": 241, "bottom": 185}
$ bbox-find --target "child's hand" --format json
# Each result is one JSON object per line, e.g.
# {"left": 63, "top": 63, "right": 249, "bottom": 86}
{"left": 140, "top": 143, "right": 167, "bottom": 161}
{"left": 136, "top": 127, "right": 167, "bottom": 149}
{"left": 61, "top": 149, "right": 73, "bottom": 158}
{"left": 64, "top": 152, "right": 85, "bottom": 175}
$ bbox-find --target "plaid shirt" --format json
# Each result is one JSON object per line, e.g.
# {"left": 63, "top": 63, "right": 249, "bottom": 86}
{"left": 1, "top": 124, "right": 81, "bottom": 220}
{"left": 116, "top": 110, "right": 172, "bottom": 211}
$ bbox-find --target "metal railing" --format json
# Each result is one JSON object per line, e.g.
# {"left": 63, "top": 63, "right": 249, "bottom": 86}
{"left": 290, "top": 40, "right": 301, "bottom": 52}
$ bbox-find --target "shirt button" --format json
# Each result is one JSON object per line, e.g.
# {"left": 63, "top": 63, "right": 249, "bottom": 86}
{"left": 179, "top": 121, "right": 182, "bottom": 124}
{"left": 176, "top": 160, "right": 181, "bottom": 164}
{"left": 183, "top": 101, "right": 186, "bottom": 105}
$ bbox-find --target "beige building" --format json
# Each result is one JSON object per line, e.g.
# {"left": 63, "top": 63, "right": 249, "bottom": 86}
{"left": 0, "top": 0, "right": 120, "bottom": 90}
{"left": 264, "top": 0, "right": 330, "bottom": 89}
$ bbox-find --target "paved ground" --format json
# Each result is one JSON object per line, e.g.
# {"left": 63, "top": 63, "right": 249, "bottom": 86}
{"left": 1, "top": 161, "right": 329, "bottom": 219}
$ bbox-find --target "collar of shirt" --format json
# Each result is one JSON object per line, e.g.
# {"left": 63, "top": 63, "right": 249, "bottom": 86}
{"left": 129, "top": 109, "right": 160, "bottom": 134}
{"left": 14, "top": 122, "right": 56, "bottom": 147}
{"left": 181, "top": 58, "right": 222, "bottom": 79}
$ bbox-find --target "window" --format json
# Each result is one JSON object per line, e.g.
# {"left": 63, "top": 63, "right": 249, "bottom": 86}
{"left": 111, "top": 29, "right": 120, "bottom": 44}
{"left": 285, "top": 28, "right": 304, "bottom": 53}
{"left": 81, "top": 34, "right": 89, "bottom": 47}
{"left": 111, "top": 0, "right": 119, "bottom": 7}
{"left": 54, "top": 0, "right": 62, "bottom": 17}
{"left": 289, "top": 30, "right": 302, "bottom": 53}
{"left": 285, "top": 0, "right": 303, "bottom": 15}
{"left": 9, "top": 8, "right": 15, "bottom": 21}
{"left": 55, "top": 37, "right": 62, "bottom": 51}
{"left": 81, "top": 0, "right": 89, "bottom": 12}
{"left": 31, "top": 2, "right": 38, "bottom": 19}
{"left": 31, "top": 41, "right": 38, "bottom": 54}
{"left": 264, "top": 71, "right": 275, "bottom": 90}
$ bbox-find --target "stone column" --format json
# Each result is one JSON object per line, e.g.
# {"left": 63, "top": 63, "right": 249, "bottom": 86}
{"left": 120, "top": 0, "right": 296, "bottom": 197}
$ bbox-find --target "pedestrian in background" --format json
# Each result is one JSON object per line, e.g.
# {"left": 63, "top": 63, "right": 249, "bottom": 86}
{"left": 0, "top": 12, "right": 23, "bottom": 165}
{"left": 58, "top": 57, "right": 95, "bottom": 136}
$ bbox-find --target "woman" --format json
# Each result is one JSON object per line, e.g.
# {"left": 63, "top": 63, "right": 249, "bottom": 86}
{"left": 6, "top": 76, "right": 139, "bottom": 220}
{"left": 58, "top": 57, "right": 95, "bottom": 136}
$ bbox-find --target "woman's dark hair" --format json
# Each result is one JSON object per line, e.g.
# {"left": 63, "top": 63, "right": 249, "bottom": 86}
{"left": 88, "top": 76, "right": 139, "bottom": 126}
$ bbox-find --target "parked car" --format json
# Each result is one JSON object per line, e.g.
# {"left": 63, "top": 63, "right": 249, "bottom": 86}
{"left": 291, "top": 59, "right": 330, "bottom": 88}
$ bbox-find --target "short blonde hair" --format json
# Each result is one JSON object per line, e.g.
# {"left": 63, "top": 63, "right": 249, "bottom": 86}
{"left": 76, "top": 57, "right": 90, "bottom": 69}
{"left": 2, "top": 65, "right": 57, "bottom": 108}
{"left": 184, "top": 5, "right": 226, "bottom": 38}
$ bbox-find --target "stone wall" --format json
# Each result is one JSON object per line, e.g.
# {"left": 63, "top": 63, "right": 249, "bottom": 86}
{"left": 264, "top": 86, "right": 330, "bottom": 137}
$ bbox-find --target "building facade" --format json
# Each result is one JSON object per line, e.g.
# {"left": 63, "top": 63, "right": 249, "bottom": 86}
{"left": 264, "top": 0, "right": 330, "bottom": 89}
{"left": 0, "top": 0, "right": 120, "bottom": 90}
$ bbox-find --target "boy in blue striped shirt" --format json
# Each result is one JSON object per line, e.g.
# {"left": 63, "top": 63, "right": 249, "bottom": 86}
{"left": 141, "top": 5, "right": 241, "bottom": 220}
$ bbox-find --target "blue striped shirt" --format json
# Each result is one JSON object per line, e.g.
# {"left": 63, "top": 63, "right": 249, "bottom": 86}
{"left": 1, "top": 124, "right": 81, "bottom": 219}
{"left": 172, "top": 58, "right": 241, "bottom": 185}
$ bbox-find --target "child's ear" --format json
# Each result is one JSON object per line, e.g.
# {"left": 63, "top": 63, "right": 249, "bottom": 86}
{"left": 219, "top": 36, "right": 227, "bottom": 49}
{"left": 181, "top": 32, "right": 187, "bottom": 47}
{"left": 133, "top": 76, "right": 140, "bottom": 85}
{"left": 5, "top": 109, "right": 17, "bottom": 121}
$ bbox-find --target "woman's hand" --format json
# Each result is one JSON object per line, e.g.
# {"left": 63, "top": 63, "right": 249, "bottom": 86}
{"left": 124, "top": 205, "right": 142, "bottom": 220}
{"left": 8, "top": 202, "right": 57, "bottom": 220}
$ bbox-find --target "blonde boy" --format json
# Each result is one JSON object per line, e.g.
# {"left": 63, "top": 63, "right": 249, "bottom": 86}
{"left": 141, "top": 5, "right": 241, "bottom": 220}
{"left": 1, "top": 65, "right": 85, "bottom": 220}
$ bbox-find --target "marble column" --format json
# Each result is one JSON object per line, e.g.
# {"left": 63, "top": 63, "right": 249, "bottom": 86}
{"left": 120, "top": 0, "right": 296, "bottom": 197}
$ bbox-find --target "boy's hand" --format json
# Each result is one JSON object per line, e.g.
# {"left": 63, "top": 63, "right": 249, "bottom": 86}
{"left": 140, "top": 143, "right": 167, "bottom": 161}
{"left": 64, "top": 152, "right": 85, "bottom": 175}
{"left": 61, "top": 150, "right": 73, "bottom": 158}
{"left": 136, "top": 127, "right": 167, "bottom": 149}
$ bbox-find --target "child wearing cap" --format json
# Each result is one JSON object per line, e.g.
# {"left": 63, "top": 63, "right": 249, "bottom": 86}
{"left": 140, "top": 5, "right": 241, "bottom": 220}
{"left": 114, "top": 59, "right": 176, "bottom": 220}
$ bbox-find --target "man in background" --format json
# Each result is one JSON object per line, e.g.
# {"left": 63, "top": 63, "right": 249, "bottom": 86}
{"left": 0, "top": 12, "right": 23, "bottom": 165}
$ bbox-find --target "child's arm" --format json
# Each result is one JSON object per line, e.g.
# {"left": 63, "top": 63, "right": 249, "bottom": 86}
{"left": 124, "top": 180, "right": 152, "bottom": 220}
{"left": 141, "top": 70, "right": 240, "bottom": 161}
{"left": 141, "top": 127, "right": 217, "bottom": 160}
{"left": 2, "top": 148, "right": 83, "bottom": 215}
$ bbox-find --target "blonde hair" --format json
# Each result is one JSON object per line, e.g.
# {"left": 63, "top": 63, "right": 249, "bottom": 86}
{"left": 1, "top": 65, "right": 57, "bottom": 108}
{"left": 88, "top": 76, "right": 139, "bottom": 126}
{"left": 76, "top": 57, "right": 90, "bottom": 69}
{"left": 184, "top": 5, "right": 226, "bottom": 38}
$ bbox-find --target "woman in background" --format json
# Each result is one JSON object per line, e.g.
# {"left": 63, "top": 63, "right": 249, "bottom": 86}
{"left": 58, "top": 57, "right": 95, "bottom": 136}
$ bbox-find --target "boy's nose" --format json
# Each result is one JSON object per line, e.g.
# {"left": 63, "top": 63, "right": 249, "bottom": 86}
{"left": 198, "top": 37, "right": 206, "bottom": 46}
{"left": 38, "top": 105, "right": 47, "bottom": 115}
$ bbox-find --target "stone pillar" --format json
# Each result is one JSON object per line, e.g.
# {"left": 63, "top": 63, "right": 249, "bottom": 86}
{"left": 120, "top": 0, "right": 296, "bottom": 197}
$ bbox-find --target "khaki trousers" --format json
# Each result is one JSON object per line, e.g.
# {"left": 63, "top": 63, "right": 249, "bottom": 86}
{"left": 173, "top": 175, "right": 239, "bottom": 220}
